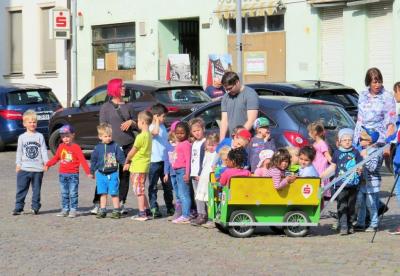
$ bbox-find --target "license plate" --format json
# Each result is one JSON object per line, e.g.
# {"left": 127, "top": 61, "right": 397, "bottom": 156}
{"left": 37, "top": 114, "right": 50, "bottom": 121}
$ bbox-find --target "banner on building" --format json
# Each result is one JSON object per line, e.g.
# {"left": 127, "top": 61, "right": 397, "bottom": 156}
{"left": 206, "top": 54, "right": 233, "bottom": 86}
{"left": 166, "top": 54, "right": 192, "bottom": 82}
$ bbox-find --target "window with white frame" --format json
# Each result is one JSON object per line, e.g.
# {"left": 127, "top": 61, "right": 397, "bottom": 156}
{"left": 10, "top": 11, "right": 23, "bottom": 74}
{"left": 92, "top": 23, "right": 136, "bottom": 70}
{"left": 41, "top": 7, "right": 56, "bottom": 73}
{"left": 227, "top": 14, "right": 284, "bottom": 34}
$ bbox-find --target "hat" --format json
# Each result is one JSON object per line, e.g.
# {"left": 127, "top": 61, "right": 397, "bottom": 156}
{"left": 253, "top": 117, "right": 270, "bottom": 130}
{"left": 257, "top": 149, "right": 274, "bottom": 168}
{"left": 236, "top": 129, "right": 252, "bottom": 142}
{"left": 59, "top": 124, "right": 74, "bottom": 134}
{"left": 170, "top": 120, "right": 180, "bottom": 132}
{"left": 338, "top": 128, "right": 354, "bottom": 141}
{"left": 360, "top": 126, "right": 379, "bottom": 144}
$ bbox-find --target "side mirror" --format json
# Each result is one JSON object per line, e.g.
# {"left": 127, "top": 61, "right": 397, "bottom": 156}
{"left": 72, "top": 100, "right": 80, "bottom": 108}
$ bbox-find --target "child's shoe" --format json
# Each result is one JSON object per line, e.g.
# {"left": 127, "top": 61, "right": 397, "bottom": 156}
{"left": 31, "top": 209, "right": 39, "bottom": 215}
{"left": 353, "top": 224, "right": 365, "bottom": 232}
{"left": 365, "top": 226, "right": 377, "bottom": 232}
{"left": 111, "top": 210, "right": 121, "bottom": 219}
{"left": 166, "top": 207, "right": 175, "bottom": 216}
{"left": 191, "top": 214, "right": 207, "bottom": 226}
{"left": 90, "top": 204, "right": 99, "bottom": 215}
{"left": 120, "top": 202, "right": 128, "bottom": 215}
{"left": 151, "top": 208, "right": 163, "bottom": 218}
{"left": 68, "top": 210, "right": 77, "bottom": 218}
{"left": 340, "top": 228, "right": 348, "bottom": 235}
{"left": 389, "top": 226, "right": 400, "bottom": 235}
{"left": 172, "top": 216, "right": 190, "bottom": 224}
{"left": 131, "top": 214, "right": 149, "bottom": 221}
{"left": 56, "top": 210, "right": 69, "bottom": 217}
{"left": 12, "top": 209, "right": 22, "bottom": 216}
{"left": 202, "top": 221, "right": 216, "bottom": 229}
{"left": 96, "top": 209, "right": 107, "bottom": 219}
{"left": 168, "top": 204, "right": 182, "bottom": 221}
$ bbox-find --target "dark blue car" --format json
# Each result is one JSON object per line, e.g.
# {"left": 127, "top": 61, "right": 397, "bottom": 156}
{"left": 0, "top": 84, "right": 62, "bottom": 151}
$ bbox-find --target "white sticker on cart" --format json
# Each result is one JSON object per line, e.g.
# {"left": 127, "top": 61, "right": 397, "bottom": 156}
{"left": 301, "top": 184, "right": 313, "bottom": 199}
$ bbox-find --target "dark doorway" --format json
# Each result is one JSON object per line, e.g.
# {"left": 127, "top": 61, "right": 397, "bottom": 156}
{"left": 178, "top": 19, "right": 200, "bottom": 84}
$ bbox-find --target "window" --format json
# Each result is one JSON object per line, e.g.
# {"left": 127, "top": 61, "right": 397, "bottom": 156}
{"left": 267, "top": 14, "right": 284, "bottom": 31}
{"left": 92, "top": 23, "right": 136, "bottom": 70}
{"left": 41, "top": 7, "right": 56, "bottom": 72}
{"left": 153, "top": 88, "right": 210, "bottom": 105}
{"left": 84, "top": 89, "right": 107, "bottom": 106}
{"left": 255, "top": 89, "right": 284, "bottom": 96}
{"left": 10, "top": 11, "right": 22, "bottom": 74}
{"left": 228, "top": 18, "right": 245, "bottom": 33}
{"left": 227, "top": 14, "right": 284, "bottom": 34}
{"left": 248, "top": 16, "right": 265, "bottom": 33}
{"left": 7, "top": 90, "right": 59, "bottom": 105}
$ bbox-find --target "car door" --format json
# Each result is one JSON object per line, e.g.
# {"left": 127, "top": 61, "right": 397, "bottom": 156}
{"left": 68, "top": 87, "right": 107, "bottom": 147}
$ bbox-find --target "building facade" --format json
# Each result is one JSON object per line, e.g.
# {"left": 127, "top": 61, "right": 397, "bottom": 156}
{"left": 0, "top": 0, "right": 69, "bottom": 106}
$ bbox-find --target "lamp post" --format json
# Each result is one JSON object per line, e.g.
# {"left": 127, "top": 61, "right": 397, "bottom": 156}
{"left": 71, "top": 0, "right": 78, "bottom": 102}
{"left": 236, "top": 0, "right": 243, "bottom": 81}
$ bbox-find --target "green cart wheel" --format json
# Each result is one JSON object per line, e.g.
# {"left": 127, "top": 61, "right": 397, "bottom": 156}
{"left": 228, "top": 210, "right": 255, "bottom": 238}
{"left": 283, "top": 210, "right": 310, "bottom": 238}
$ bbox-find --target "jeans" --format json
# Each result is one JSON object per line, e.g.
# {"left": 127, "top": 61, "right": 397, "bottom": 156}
{"left": 59, "top": 173, "right": 79, "bottom": 211}
{"left": 170, "top": 172, "right": 181, "bottom": 205}
{"left": 15, "top": 170, "right": 44, "bottom": 211}
{"left": 148, "top": 161, "right": 174, "bottom": 210}
{"left": 175, "top": 168, "right": 191, "bottom": 217}
{"left": 92, "top": 144, "right": 132, "bottom": 204}
{"left": 357, "top": 191, "right": 379, "bottom": 228}
{"left": 336, "top": 186, "right": 358, "bottom": 230}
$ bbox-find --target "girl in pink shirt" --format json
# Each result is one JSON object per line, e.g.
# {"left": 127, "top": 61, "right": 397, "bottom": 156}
{"left": 308, "top": 122, "right": 332, "bottom": 197}
{"left": 256, "top": 148, "right": 296, "bottom": 190}
{"left": 171, "top": 122, "right": 192, "bottom": 224}
{"left": 220, "top": 147, "right": 251, "bottom": 186}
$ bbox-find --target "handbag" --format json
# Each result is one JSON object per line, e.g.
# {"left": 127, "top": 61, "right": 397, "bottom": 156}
{"left": 112, "top": 101, "right": 136, "bottom": 138}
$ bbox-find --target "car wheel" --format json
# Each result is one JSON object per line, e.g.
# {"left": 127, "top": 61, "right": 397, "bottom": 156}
{"left": 49, "top": 129, "right": 61, "bottom": 154}
{"left": 283, "top": 210, "right": 310, "bottom": 238}
{"left": 228, "top": 210, "right": 255, "bottom": 238}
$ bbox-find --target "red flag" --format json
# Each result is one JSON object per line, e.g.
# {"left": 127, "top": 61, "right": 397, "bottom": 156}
{"left": 206, "top": 59, "right": 213, "bottom": 87}
{"left": 166, "top": 59, "right": 171, "bottom": 81}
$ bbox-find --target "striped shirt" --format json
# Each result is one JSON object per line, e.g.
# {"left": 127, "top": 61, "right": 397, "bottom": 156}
{"left": 256, "top": 167, "right": 289, "bottom": 190}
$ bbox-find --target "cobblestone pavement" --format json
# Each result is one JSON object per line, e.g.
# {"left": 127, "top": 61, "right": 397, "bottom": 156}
{"left": 1, "top": 148, "right": 400, "bottom": 275}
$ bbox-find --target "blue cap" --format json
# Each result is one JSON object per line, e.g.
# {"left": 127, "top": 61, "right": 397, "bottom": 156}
{"left": 361, "top": 126, "right": 379, "bottom": 144}
{"left": 59, "top": 124, "right": 74, "bottom": 134}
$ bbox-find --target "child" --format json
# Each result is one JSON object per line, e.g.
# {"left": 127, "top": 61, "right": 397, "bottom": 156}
{"left": 214, "top": 146, "right": 230, "bottom": 181}
{"left": 171, "top": 122, "right": 192, "bottom": 224}
{"left": 123, "top": 111, "right": 153, "bottom": 221}
{"left": 219, "top": 148, "right": 251, "bottom": 186}
{"left": 321, "top": 128, "right": 362, "bottom": 235}
{"left": 298, "top": 146, "right": 319, "bottom": 177}
{"left": 46, "top": 124, "right": 91, "bottom": 218}
{"left": 308, "top": 121, "right": 332, "bottom": 195}
{"left": 90, "top": 123, "right": 125, "bottom": 219}
{"left": 148, "top": 104, "right": 174, "bottom": 218}
{"left": 166, "top": 132, "right": 181, "bottom": 221}
{"left": 192, "top": 133, "right": 219, "bottom": 226}
{"left": 258, "top": 148, "right": 296, "bottom": 190}
{"left": 249, "top": 117, "right": 276, "bottom": 172}
{"left": 354, "top": 127, "right": 382, "bottom": 232}
{"left": 216, "top": 125, "right": 245, "bottom": 152}
{"left": 13, "top": 110, "right": 49, "bottom": 215}
{"left": 286, "top": 146, "right": 300, "bottom": 175}
{"left": 254, "top": 149, "right": 274, "bottom": 176}
{"left": 189, "top": 118, "right": 206, "bottom": 219}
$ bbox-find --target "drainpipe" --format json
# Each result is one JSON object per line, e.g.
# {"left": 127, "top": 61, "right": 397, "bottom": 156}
{"left": 71, "top": 0, "right": 78, "bottom": 102}
{"left": 236, "top": 0, "right": 243, "bottom": 81}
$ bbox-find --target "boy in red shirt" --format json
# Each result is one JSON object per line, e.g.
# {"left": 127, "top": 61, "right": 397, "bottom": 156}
{"left": 45, "top": 125, "right": 92, "bottom": 218}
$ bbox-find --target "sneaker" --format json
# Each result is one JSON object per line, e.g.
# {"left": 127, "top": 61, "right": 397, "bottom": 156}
{"left": 348, "top": 227, "right": 355, "bottom": 234}
{"left": 12, "top": 210, "right": 22, "bottom": 216}
{"left": 110, "top": 210, "right": 121, "bottom": 219}
{"left": 151, "top": 208, "right": 163, "bottom": 218}
{"left": 340, "top": 229, "right": 348, "bottom": 236}
{"left": 166, "top": 207, "right": 175, "bottom": 216}
{"left": 191, "top": 214, "right": 207, "bottom": 226}
{"left": 68, "top": 210, "right": 77, "bottom": 218}
{"left": 353, "top": 224, "right": 365, "bottom": 232}
{"left": 90, "top": 204, "right": 99, "bottom": 215}
{"left": 202, "top": 221, "right": 216, "bottom": 229}
{"left": 56, "top": 210, "right": 69, "bottom": 217}
{"left": 172, "top": 216, "right": 191, "bottom": 224}
{"left": 389, "top": 226, "right": 400, "bottom": 235}
{"left": 120, "top": 202, "right": 128, "bottom": 215}
{"left": 96, "top": 210, "right": 107, "bottom": 219}
{"left": 331, "top": 221, "right": 339, "bottom": 231}
{"left": 131, "top": 215, "right": 149, "bottom": 221}
{"left": 365, "top": 226, "right": 378, "bottom": 232}
{"left": 31, "top": 209, "right": 39, "bottom": 215}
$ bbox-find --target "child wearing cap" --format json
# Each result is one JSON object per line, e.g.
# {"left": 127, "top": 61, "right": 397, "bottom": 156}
{"left": 45, "top": 124, "right": 92, "bottom": 218}
{"left": 354, "top": 127, "right": 382, "bottom": 232}
{"left": 249, "top": 117, "right": 276, "bottom": 173}
{"left": 254, "top": 149, "right": 274, "bottom": 176}
{"left": 321, "top": 128, "right": 362, "bottom": 235}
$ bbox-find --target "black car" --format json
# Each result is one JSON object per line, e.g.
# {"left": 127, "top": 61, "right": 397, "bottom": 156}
{"left": 183, "top": 96, "right": 355, "bottom": 150}
{"left": 247, "top": 81, "right": 359, "bottom": 120}
{"left": 0, "top": 84, "right": 62, "bottom": 151}
{"left": 48, "top": 80, "right": 211, "bottom": 153}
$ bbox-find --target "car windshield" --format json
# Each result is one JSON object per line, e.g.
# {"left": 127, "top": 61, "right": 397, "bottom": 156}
{"left": 310, "top": 90, "right": 358, "bottom": 107}
{"left": 7, "top": 90, "right": 59, "bottom": 105}
{"left": 154, "top": 88, "right": 211, "bottom": 105}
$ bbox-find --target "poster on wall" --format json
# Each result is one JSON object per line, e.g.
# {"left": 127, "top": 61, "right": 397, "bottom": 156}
{"left": 244, "top": 51, "right": 267, "bottom": 75}
{"left": 206, "top": 54, "right": 233, "bottom": 86}
{"left": 166, "top": 54, "right": 192, "bottom": 82}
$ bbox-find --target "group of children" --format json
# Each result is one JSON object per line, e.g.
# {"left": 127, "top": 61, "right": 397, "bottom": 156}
{"left": 12, "top": 103, "right": 387, "bottom": 234}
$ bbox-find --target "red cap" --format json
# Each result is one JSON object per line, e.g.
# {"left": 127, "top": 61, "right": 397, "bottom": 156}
{"left": 236, "top": 129, "right": 252, "bottom": 142}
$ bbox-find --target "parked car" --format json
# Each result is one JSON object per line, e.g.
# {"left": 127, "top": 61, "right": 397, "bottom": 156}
{"left": 0, "top": 84, "right": 62, "bottom": 151}
{"left": 48, "top": 80, "right": 211, "bottom": 153}
{"left": 182, "top": 96, "right": 355, "bottom": 150}
{"left": 247, "top": 81, "right": 359, "bottom": 120}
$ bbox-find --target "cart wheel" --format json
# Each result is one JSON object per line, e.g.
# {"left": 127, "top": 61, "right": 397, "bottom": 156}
{"left": 283, "top": 210, "right": 310, "bottom": 238}
{"left": 215, "top": 223, "right": 229, "bottom": 234}
{"left": 270, "top": 226, "right": 285, "bottom": 235}
{"left": 228, "top": 210, "right": 255, "bottom": 238}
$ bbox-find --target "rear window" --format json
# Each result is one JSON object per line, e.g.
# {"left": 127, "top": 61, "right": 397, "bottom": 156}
{"left": 310, "top": 90, "right": 358, "bottom": 107}
{"left": 7, "top": 90, "right": 59, "bottom": 105}
{"left": 153, "top": 88, "right": 211, "bottom": 105}
{"left": 286, "top": 103, "right": 354, "bottom": 130}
